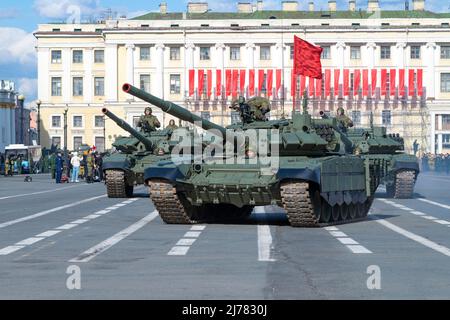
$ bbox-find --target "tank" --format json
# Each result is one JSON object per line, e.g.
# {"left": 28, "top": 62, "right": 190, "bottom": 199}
{"left": 101, "top": 108, "right": 178, "bottom": 198}
{"left": 122, "top": 83, "right": 399, "bottom": 227}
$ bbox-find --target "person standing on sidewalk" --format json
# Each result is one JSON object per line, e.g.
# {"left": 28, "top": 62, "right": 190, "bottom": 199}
{"left": 55, "top": 152, "right": 64, "bottom": 184}
{"left": 70, "top": 152, "right": 82, "bottom": 183}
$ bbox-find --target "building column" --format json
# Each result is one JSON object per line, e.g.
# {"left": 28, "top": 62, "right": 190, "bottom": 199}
{"left": 395, "top": 42, "right": 406, "bottom": 68}
{"left": 438, "top": 134, "right": 443, "bottom": 154}
{"left": 184, "top": 43, "right": 195, "bottom": 98}
{"left": 84, "top": 48, "right": 93, "bottom": 103}
{"left": 105, "top": 44, "right": 118, "bottom": 102}
{"left": 125, "top": 44, "right": 135, "bottom": 86}
{"left": 425, "top": 42, "right": 436, "bottom": 99}
{"left": 430, "top": 111, "right": 436, "bottom": 153}
{"left": 336, "top": 42, "right": 346, "bottom": 82}
{"left": 37, "top": 48, "right": 50, "bottom": 102}
{"left": 62, "top": 48, "right": 71, "bottom": 103}
{"left": 155, "top": 44, "right": 165, "bottom": 99}
{"left": 245, "top": 43, "right": 255, "bottom": 95}
{"left": 214, "top": 43, "right": 225, "bottom": 96}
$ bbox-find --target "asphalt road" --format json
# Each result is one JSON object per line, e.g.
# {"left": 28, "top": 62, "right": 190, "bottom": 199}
{"left": 0, "top": 173, "right": 449, "bottom": 299}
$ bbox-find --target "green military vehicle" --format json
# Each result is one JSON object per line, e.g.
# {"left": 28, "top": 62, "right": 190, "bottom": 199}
{"left": 101, "top": 108, "right": 180, "bottom": 198}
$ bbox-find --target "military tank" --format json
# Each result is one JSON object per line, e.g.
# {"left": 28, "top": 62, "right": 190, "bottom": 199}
{"left": 123, "top": 83, "right": 396, "bottom": 227}
{"left": 345, "top": 124, "right": 419, "bottom": 199}
{"left": 101, "top": 108, "right": 178, "bottom": 198}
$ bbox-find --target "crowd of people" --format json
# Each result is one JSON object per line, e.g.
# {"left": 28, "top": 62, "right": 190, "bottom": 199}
{"left": 50, "top": 149, "right": 103, "bottom": 184}
{"left": 419, "top": 153, "right": 450, "bottom": 174}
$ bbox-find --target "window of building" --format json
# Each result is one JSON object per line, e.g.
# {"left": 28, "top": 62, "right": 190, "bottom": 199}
{"left": 382, "top": 110, "right": 392, "bottom": 126}
{"left": 94, "top": 115, "right": 104, "bottom": 128}
{"left": 73, "top": 50, "right": 83, "bottom": 63}
{"left": 410, "top": 46, "right": 421, "bottom": 59}
{"left": 141, "top": 24, "right": 149, "bottom": 28}
{"left": 200, "top": 47, "right": 210, "bottom": 60}
{"left": 94, "top": 77, "right": 104, "bottom": 96}
{"left": 201, "top": 111, "right": 211, "bottom": 121}
{"left": 231, "top": 111, "right": 241, "bottom": 124}
{"left": 73, "top": 116, "right": 83, "bottom": 128}
{"left": 140, "top": 74, "right": 151, "bottom": 92}
{"left": 170, "top": 24, "right": 179, "bottom": 27}
{"left": 380, "top": 46, "right": 391, "bottom": 59}
{"left": 140, "top": 47, "right": 151, "bottom": 60}
{"left": 411, "top": 23, "right": 420, "bottom": 26}
{"left": 95, "top": 137, "right": 105, "bottom": 152}
{"left": 230, "top": 47, "right": 240, "bottom": 60}
{"left": 94, "top": 50, "right": 104, "bottom": 63}
{"left": 381, "top": 23, "right": 390, "bottom": 26}
{"left": 231, "top": 23, "right": 239, "bottom": 27}
{"left": 170, "top": 47, "right": 180, "bottom": 60}
{"left": 201, "top": 24, "right": 209, "bottom": 27}
{"left": 51, "top": 136, "right": 61, "bottom": 148}
{"left": 350, "top": 46, "right": 361, "bottom": 60}
{"left": 441, "top": 73, "right": 450, "bottom": 92}
{"left": 351, "top": 111, "right": 361, "bottom": 125}
{"left": 442, "top": 115, "right": 450, "bottom": 130}
{"left": 73, "top": 136, "right": 83, "bottom": 150}
{"left": 73, "top": 77, "right": 83, "bottom": 96}
{"left": 321, "top": 46, "right": 331, "bottom": 59}
{"left": 52, "top": 28, "right": 60, "bottom": 32}
{"left": 51, "top": 77, "right": 62, "bottom": 96}
{"left": 51, "top": 50, "right": 62, "bottom": 64}
{"left": 170, "top": 74, "right": 181, "bottom": 94}
{"left": 441, "top": 46, "right": 450, "bottom": 59}
{"left": 51, "top": 115, "right": 61, "bottom": 128}
{"left": 260, "top": 46, "right": 271, "bottom": 60}
{"left": 74, "top": 28, "right": 82, "bottom": 32}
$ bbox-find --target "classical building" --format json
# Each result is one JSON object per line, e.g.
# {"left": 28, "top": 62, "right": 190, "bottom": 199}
{"left": 0, "top": 80, "right": 16, "bottom": 152}
{"left": 35, "top": 0, "right": 450, "bottom": 154}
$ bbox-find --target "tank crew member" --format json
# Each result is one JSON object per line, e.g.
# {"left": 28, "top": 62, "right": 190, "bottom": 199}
{"left": 247, "top": 96, "right": 271, "bottom": 121}
{"left": 336, "top": 107, "right": 354, "bottom": 131}
{"left": 138, "top": 107, "right": 161, "bottom": 133}
{"left": 166, "top": 119, "right": 178, "bottom": 130}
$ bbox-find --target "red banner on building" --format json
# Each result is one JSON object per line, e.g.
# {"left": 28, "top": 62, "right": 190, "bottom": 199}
{"left": 325, "top": 69, "right": 331, "bottom": 97}
{"left": 399, "top": 69, "right": 405, "bottom": 97}
{"left": 239, "top": 69, "right": 246, "bottom": 95}
{"left": 343, "top": 69, "right": 349, "bottom": 96}
{"left": 381, "top": 69, "right": 387, "bottom": 96}
{"left": 207, "top": 70, "right": 212, "bottom": 97}
{"left": 371, "top": 69, "right": 377, "bottom": 97}
{"left": 390, "top": 69, "right": 396, "bottom": 96}
{"left": 408, "top": 69, "right": 415, "bottom": 96}
{"left": 354, "top": 69, "right": 361, "bottom": 96}
{"left": 362, "top": 69, "right": 369, "bottom": 97}
{"left": 249, "top": 69, "right": 255, "bottom": 96}
{"left": 334, "top": 69, "right": 340, "bottom": 97}
{"left": 417, "top": 69, "right": 423, "bottom": 96}
{"left": 198, "top": 69, "right": 204, "bottom": 97}
{"left": 315, "top": 78, "right": 322, "bottom": 97}
{"left": 276, "top": 69, "right": 282, "bottom": 97}
{"left": 231, "top": 69, "right": 239, "bottom": 97}
{"left": 267, "top": 69, "right": 273, "bottom": 97}
{"left": 225, "top": 70, "right": 232, "bottom": 96}
{"left": 189, "top": 69, "right": 195, "bottom": 96}
{"left": 258, "top": 69, "right": 265, "bottom": 93}
{"left": 216, "top": 69, "right": 222, "bottom": 97}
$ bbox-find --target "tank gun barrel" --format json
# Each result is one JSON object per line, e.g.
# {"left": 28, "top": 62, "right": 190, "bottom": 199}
{"left": 122, "top": 83, "right": 227, "bottom": 137}
{"left": 102, "top": 108, "right": 154, "bottom": 150}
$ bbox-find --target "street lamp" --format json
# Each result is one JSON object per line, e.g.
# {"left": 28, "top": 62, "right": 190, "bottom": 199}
{"left": 36, "top": 99, "right": 41, "bottom": 145}
{"left": 17, "top": 95, "right": 25, "bottom": 144}
{"left": 63, "top": 107, "right": 68, "bottom": 157}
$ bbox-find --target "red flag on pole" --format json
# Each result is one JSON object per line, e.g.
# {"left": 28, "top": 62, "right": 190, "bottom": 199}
{"left": 417, "top": 69, "right": 423, "bottom": 97}
{"left": 293, "top": 36, "right": 323, "bottom": 79}
{"left": 390, "top": 69, "right": 396, "bottom": 96}
{"left": 362, "top": 69, "right": 369, "bottom": 97}
{"left": 189, "top": 69, "right": 195, "bottom": 96}
{"left": 334, "top": 69, "right": 340, "bottom": 97}
{"left": 276, "top": 69, "right": 282, "bottom": 97}
{"left": 291, "top": 72, "right": 296, "bottom": 97}
{"left": 225, "top": 70, "right": 232, "bottom": 96}
{"left": 249, "top": 69, "right": 255, "bottom": 96}
{"left": 207, "top": 70, "right": 212, "bottom": 98}
{"left": 239, "top": 69, "right": 246, "bottom": 95}
{"left": 354, "top": 69, "right": 361, "bottom": 96}
{"left": 198, "top": 69, "right": 204, "bottom": 97}
{"left": 408, "top": 69, "right": 415, "bottom": 96}
{"left": 267, "top": 70, "right": 273, "bottom": 97}
{"left": 216, "top": 69, "right": 222, "bottom": 97}
{"left": 325, "top": 69, "right": 331, "bottom": 97}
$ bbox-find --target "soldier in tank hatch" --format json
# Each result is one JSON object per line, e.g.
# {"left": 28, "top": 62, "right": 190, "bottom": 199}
{"left": 336, "top": 107, "right": 354, "bottom": 131}
{"left": 138, "top": 107, "right": 161, "bottom": 133}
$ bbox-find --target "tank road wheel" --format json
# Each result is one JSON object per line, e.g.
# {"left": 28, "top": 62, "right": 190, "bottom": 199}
{"left": 105, "top": 170, "right": 133, "bottom": 198}
{"left": 357, "top": 203, "right": 367, "bottom": 218}
{"left": 148, "top": 180, "right": 203, "bottom": 224}
{"left": 393, "top": 170, "right": 416, "bottom": 199}
{"left": 340, "top": 205, "right": 349, "bottom": 221}
{"left": 280, "top": 181, "right": 322, "bottom": 227}
{"left": 320, "top": 199, "right": 332, "bottom": 223}
{"left": 331, "top": 205, "right": 341, "bottom": 222}
{"left": 348, "top": 203, "right": 357, "bottom": 220}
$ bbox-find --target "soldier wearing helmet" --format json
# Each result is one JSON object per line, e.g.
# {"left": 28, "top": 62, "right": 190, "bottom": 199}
{"left": 336, "top": 107, "right": 353, "bottom": 131}
{"left": 138, "top": 107, "right": 161, "bottom": 133}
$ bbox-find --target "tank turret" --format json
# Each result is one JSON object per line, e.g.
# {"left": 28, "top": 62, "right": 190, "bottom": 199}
{"left": 102, "top": 108, "right": 154, "bottom": 151}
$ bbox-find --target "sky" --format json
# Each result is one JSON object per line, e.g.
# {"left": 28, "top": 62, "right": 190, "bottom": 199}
{"left": 0, "top": 0, "right": 448, "bottom": 107}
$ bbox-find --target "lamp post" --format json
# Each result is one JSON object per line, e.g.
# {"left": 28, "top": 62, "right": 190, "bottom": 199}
{"left": 17, "top": 95, "right": 25, "bottom": 144}
{"left": 36, "top": 100, "right": 41, "bottom": 145}
{"left": 63, "top": 107, "right": 68, "bottom": 157}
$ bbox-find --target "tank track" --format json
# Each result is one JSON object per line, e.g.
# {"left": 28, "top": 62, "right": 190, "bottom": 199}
{"left": 105, "top": 170, "right": 132, "bottom": 198}
{"left": 280, "top": 181, "right": 370, "bottom": 227}
{"left": 148, "top": 180, "right": 198, "bottom": 224}
{"left": 392, "top": 170, "right": 416, "bottom": 199}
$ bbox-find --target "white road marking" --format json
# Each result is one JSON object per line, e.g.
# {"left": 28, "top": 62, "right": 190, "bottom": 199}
{"left": 411, "top": 211, "right": 426, "bottom": 216}
{"left": 16, "top": 237, "right": 43, "bottom": 246}
{"left": 0, "top": 184, "right": 85, "bottom": 201}
{"left": 105, "top": 206, "right": 119, "bottom": 211}
{"left": 436, "top": 220, "right": 450, "bottom": 225}
{"left": 374, "top": 217, "right": 450, "bottom": 257}
{"left": 191, "top": 225, "right": 206, "bottom": 231}
{"left": 167, "top": 246, "right": 190, "bottom": 256}
{"left": 96, "top": 210, "right": 110, "bottom": 215}
{"left": 69, "top": 211, "right": 158, "bottom": 263}
{"left": 56, "top": 223, "right": 78, "bottom": 230}
{"left": 0, "top": 245, "right": 24, "bottom": 255}
{"left": 113, "top": 203, "right": 127, "bottom": 207}
{"left": 35, "top": 230, "right": 61, "bottom": 237}
{"left": 0, "top": 194, "right": 106, "bottom": 229}
{"left": 71, "top": 219, "right": 89, "bottom": 224}
{"left": 85, "top": 214, "right": 101, "bottom": 220}
{"left": 325, "top": 227, "right": 372, "bottom": 254}
{"left": 418, "top": 198, "right": 450, "bottom": 210}
{"left": 176, "top": 238, "right": 196, "bottom": 246}
{"left": 257, "top": 225, "right": 276, "bottom": 262}
{"left": 184, "top": 231, "right": 201, "bottom": 238}
{"left": 423, "top": 216, "right": 438, "bottom": 220}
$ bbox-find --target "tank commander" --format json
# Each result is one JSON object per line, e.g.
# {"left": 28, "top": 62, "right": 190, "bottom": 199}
{"left": 336, "top": 107, "right": 354, "bottom": 131}
{"left": 230, "top": 96, "right": 270, "bottom": 123}
{"left": 166, "top": 119, "right": 178, "bottom": 130}
{"left": 138, "top": 107, "right": 161, "bottom": 133}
